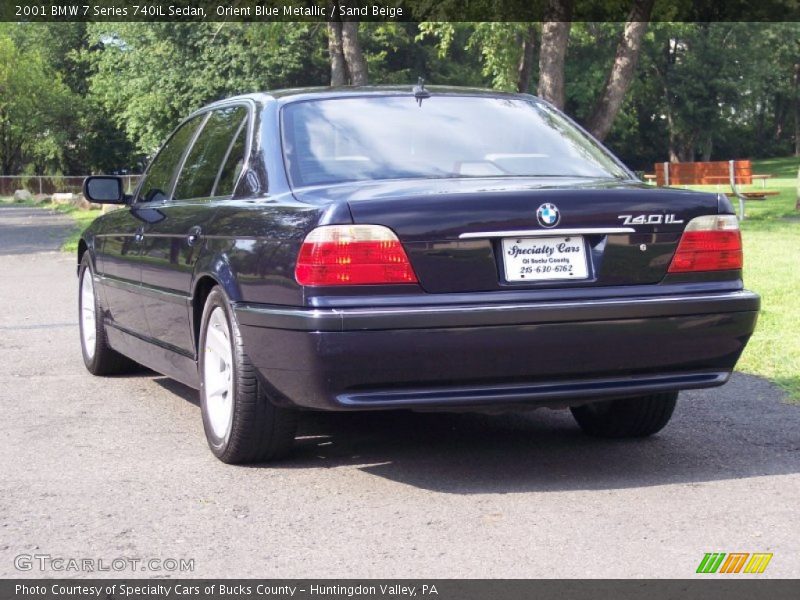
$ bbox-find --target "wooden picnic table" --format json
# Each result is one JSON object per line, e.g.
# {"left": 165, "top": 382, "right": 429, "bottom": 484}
{"left": 752, "top": 174, "right": 772, "bottom": 188}
{"left": 651, "top": 160, "right": 780, "bottom": 220}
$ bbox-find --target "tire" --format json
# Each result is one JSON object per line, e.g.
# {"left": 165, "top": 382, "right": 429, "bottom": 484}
{"left": 199, "top": 286, "right": 298, "bottom": 464}
{"left": 79, "top": 253, "right": 139, "bottom": 375}
{"left": 570, "top": 392, "right": 678, "bottom": 438}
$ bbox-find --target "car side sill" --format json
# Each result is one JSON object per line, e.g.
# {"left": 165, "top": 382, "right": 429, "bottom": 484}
{"left": 105, "top": 322, "right": 200, "bottom": 389}
{"left": 234, "top": 290, "right": 760, "bottom": 332}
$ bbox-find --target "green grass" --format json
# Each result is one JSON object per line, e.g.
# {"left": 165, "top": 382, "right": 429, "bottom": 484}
{"left": 748, "top": 155, "right": 800, "bottom": 179}
{"left": 679, "top": 157, "right": 800, "bottom": 400}
{"left": 738, "top": 223, "right": 800, "bottom": 400}
{"left": 735, "top": 157, "right": 800, "bottom": 401}
{"left": 3, "top": 156, "right": 799, "bottom": 399}
{"left": 56, "top": 204, "right": 102, "bottom": 253}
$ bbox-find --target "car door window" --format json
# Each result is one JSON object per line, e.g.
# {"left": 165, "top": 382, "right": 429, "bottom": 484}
{"left": 136, "top": 116, "right": 203, "bottom": 204}
{"left": 174, "top": 106, "right": 248, "bottom": 201}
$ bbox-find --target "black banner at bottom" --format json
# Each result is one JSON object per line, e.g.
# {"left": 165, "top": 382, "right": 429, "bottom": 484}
{"left": 2, "top": 580, "right": 799, "bottom": 600}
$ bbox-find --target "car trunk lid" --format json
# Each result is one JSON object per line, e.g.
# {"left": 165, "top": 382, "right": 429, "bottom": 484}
{"left": 293, "top": 178, "right": 721, "bottom": 293}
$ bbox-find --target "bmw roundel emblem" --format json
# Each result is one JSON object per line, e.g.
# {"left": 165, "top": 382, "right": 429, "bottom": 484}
{"left": 536, "top": 203, "right": 560, "bottom": 228}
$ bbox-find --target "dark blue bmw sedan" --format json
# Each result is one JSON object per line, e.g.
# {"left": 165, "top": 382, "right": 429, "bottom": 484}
{"left": 79, "top": 87, "right": 759, "bottom": 463}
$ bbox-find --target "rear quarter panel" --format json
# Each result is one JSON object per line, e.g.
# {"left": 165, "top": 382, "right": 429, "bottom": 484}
{"left": 196, "top": 197, "right": 353, "bottom": 307}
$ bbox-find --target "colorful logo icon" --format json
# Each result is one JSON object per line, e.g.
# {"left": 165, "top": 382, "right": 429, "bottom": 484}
{"left": 696, "top": 552, "right": 773, "bottom": 574}
{"left": 536, "top": 203, "right": 560, "bottom": 228}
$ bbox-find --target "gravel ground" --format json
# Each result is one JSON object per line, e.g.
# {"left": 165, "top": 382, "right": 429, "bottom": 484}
{"left": 1, "top": 204, "right": 798, "bottom": 579}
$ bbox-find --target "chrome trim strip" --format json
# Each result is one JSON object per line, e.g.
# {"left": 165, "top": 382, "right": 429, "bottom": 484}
{"left": 337, "top": 291, "right": 756, "bottom": 318}
{"left": 458, "top": 227, "right": 636, "bottom": 239}
{"left": 234, "top": 290, "right": 760, "bottom": 332}
{"left": 96, "top": 274, "right": 189, "bottom": 305}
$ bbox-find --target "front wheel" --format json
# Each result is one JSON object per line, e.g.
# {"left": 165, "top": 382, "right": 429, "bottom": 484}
{"left": 199, "top": 286, "right": 298, "bottom": 464}
{"left": 79, "top": 253, "right": 138, "bottom": 375}
{"left": 570, "top": 392, "right": 678, "bottom": 438}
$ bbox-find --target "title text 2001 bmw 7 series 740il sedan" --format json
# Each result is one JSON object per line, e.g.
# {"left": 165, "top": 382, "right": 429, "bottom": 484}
{"left": 79, "top": 86, "right": 759, "bottom": 464}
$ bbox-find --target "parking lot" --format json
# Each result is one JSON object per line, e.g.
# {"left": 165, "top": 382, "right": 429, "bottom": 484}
{"left": 1, "top": 204, "right": 798, "bottom": 578}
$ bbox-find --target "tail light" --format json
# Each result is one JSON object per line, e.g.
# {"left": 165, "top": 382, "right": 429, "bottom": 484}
{"left": 295, "top": 225, "right": 418, "bottom": 286}
{"left": 668, "top": 215, "right": 743, "bottom": 273}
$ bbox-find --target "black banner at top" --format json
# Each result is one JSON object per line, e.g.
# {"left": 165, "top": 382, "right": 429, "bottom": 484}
{"left": 4, "top": 0, "right": 800, "bottom": 22}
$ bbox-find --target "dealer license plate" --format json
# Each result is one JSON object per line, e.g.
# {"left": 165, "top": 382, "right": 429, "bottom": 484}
{"left": 501, "top": 236, "right": 589, "bottom": 282}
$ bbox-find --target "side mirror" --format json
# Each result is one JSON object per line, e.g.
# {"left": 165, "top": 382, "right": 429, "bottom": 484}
{"left": 83, "top": 176, "right": 127, "bottom": 204}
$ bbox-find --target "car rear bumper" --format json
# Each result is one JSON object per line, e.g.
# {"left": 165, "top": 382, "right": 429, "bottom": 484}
{"left": 234, "top": 290, "right": 760, "bottom": 410}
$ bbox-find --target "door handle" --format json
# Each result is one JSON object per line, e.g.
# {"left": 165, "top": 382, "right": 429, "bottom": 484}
{"left": 187, "top": 226, "right": 203, "bottom": 247}
{"left": 134, "top": 226, "right": 144, "bottom": 243}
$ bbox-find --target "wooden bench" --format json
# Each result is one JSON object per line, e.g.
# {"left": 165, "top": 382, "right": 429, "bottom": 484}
{"left": 652, "top": 160, "right": 779, "bottom": 219}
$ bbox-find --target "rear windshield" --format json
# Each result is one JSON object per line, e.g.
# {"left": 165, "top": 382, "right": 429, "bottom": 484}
{"left": 281, "top": 96, "right": 630, "bottom": 187}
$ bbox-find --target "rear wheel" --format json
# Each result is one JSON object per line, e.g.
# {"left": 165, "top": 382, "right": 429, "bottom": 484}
{"left": 570, "top": 392, "right": 678, "bottom": 438}
{"left": 199, "top": 286, "right": 298, "bottom": 464}
{"left": 79, "top": 253, "right": 139, "bottom": 375}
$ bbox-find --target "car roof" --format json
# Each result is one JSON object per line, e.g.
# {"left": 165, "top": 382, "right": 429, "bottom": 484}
{"left": 267, "top": 85, "right": 525, "bottom": 99}
{"left": 199, "top": 85, "right": 536, "bottom": 110}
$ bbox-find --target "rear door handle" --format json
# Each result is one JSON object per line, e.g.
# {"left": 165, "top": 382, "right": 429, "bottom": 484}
{"left": 187, "top": 226, "right": 203, "bottom": 246}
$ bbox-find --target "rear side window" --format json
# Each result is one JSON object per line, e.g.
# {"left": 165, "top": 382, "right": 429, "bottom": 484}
{"left": 136, "top": 116, "right": 203, "bottom": 203}
{"left": 214, "top": 124, "right": 247, "bottom": 197}
{"left": 174, "top": 106, "right": 248, "bottom": 200}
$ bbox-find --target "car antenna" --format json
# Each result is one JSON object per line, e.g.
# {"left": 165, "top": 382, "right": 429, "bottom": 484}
{"left": 413, "top": 77, "right": 431, "bottom": 106}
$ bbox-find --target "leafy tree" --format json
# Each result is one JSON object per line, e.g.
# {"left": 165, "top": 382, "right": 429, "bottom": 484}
{"left": 87, "top": 23, "right": 328, "bottom": 155}
{"left": 584, "top": 0, "right": 655, "bottom": 141}
{"left": 3, "top": 20, "right": 798, "bottom": 176}
{"left": 417, "top": 22, "right": 534, "bottom": 92}
{"left": 731, "top": 23, "right": 800, "bottom": 158}
{"left": 420, "top": 2, "right": 653, "bottom": 140}
{"left": 632, "top": 23, "right": 799, "bottom": 164}
{"left": 0, "top": 25, "right": 74, "bottom": 175}
{"left": 361, "top": 23, "right": 480, "bottom": 86}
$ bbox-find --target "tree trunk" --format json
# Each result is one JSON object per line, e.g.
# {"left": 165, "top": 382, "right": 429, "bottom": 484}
{"left": 774, "top": 94, "right": 785, "bottom": 140}
{"left": 755, "top": 94, "right": 765, "bottom": 144}
{"left": 668, "top": 143, "right": 680, "bottom": 164}
{"left": 796, "top": 164, "right": 800, "bottom": 211}
{"left": 794, "top": 61, "right": 800, "bottom": 156}
{"left": 327, "top": 21, "right": 347, "bottom": 86}
{"left": 0, "top": 113, "right": 9, "bottom": 174}
{"left": 327, "top": 1, "right": 368, "bottom": 87}
{"left": 678, "top": 135, "right": 695, "bottom": 162}
{"left": 701, "top": 134, "right": 713, "bottom": 162}
{"left": 516, "top": 25, "right": 536, "bottom": 94}
{"left": 537, "top": 1, "right": 572, "bottom": 109}
{"left": 341, "top": 21, "right": 368, "bottom": 86}
{"left": 584, "top": 0, "right": 655, "bottom": 141}
{"left": 656, "top": 39, "right": 683, "bottom": 165}
{"left": 668, "top": 128, "right": 695, "bottom": 163}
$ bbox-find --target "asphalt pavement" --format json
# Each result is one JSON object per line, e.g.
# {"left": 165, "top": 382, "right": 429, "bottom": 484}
{"left": 1, "top": 204, "right": 798, "bottom": 578}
